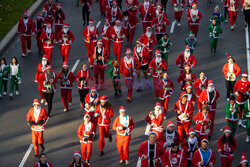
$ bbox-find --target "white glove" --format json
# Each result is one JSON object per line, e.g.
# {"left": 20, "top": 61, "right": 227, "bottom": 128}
{"left": 94, "top": 113, "right": 99, "bottom": 117}
{"left": 118, "top": 126, "right": 123, "bottom": 130}
{"left": 67, "top": 80, "right": 70, "bottom": 85}
{"left": 103, "top": 115, "right": 106, "bottom": 119}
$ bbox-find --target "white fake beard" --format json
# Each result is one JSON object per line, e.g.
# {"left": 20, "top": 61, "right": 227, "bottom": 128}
{"left": 145, "top": 31, "right": 152, "bottom": 37}
{"left": 188, "top": 137, "right": 196, "bottom": 144}
{"left": 46, "top": 28, "right": 51, "bottom": 34}
{"left": 136, "top": 46, "right": 142, "bottom": 53}
{"left": 42, "top": 61, "right": 47, "bottom": 66}
{"left": 34, "top": 106, "right": 41, "bottom": 113}
{"left": 89, "top": 25, "right": 94, "bottom": 31}
{"left": 208, "top": 87, "right": 214, "bottom": 92}
{"left": 63, "top": 28, "right": 68, "bottom": 34}
{"left": 156, "top": 57, "right": 162, "bottom": 63}
{"left": 184, "top": 51, "right": 190, "bottom": 58}
{"left": 144, "top": 1, "right": 149, "bottom": 6}
{"left": 154, "top": 108, "right": 162, "bottom": 115}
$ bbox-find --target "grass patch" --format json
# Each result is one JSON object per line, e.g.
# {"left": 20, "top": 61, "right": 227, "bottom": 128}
{"left": 0, "top": 0, "right": 37, "bottom": 41}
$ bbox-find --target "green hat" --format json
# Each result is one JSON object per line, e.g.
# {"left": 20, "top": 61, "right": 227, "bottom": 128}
{"left": 108, "top": 60, "right": 118, "bottom": 67}
{"left": 215, "top": 5, "right": 219, "bottom": 10}
{"left": 189, "top": 31, "right": 194, "bottom": 37}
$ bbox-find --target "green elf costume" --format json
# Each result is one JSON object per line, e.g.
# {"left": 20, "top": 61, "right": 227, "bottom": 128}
{"left": 225, "top": 99, "right": 240, "bottom": 136}
{"left": 210, "top": 5, "right": 226, "bottom": 26}
{"left": 108, "top": 61, "right": 121, "bottom": 96}
{"left": 0, "top": 62, "right": 9, "bottom": 97}
{"left": 208, "top": 19, "right": 222, "bottom": 53}
{"left": 9, "top": 63, "right": 22, "bottom": 97}
{"left": 185, "top": 31, "right": 197, "bottom": 54}
{"left": 157, "top": 33, "right": 172, "bottom": 65}
{"left": 244, "top": 98, "right": 250, "bottom": 142}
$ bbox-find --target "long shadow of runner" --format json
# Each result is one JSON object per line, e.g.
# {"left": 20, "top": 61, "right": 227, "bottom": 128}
{"left": 46, "top": 141, "right": 79, "bottom": 154}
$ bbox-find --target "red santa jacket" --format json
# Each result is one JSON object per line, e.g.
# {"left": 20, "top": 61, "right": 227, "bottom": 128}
{"left": 234, "top": 79, "right": 250, "bottom": 103}
{"left": 18, "top": 18, "right": 35, "bottom": 36}
{"left": 137, "top": 141, "right": 165, "bottom": 167}
{"left": 138, "top": 33, "right": 157, "bottom": 51}
{"left": 193, "top": 77, "right": 208, "bottom": 97}
{"left": 39, "top": 72, "right": 58, "bottom": 92}
{"left": 40, "top": 30, "right": 55, "bottom": 48}
{"left": 95, "top": 105, "right": 114, "bottom": 126}
{"left": 241, "top": 0, "right": 250, "bottom": 10}
{"left": 187, "top": 9, "right": 202, "bottom": 25}
{"left": 160, "top": 130, "right": 180, "bottom": 149}
{"left": 59, "top": 30, "right": 75, "bottom": 46}
{"left": 82, "top": 26, "right": 99, "bottom": 43}
{"left": 35, "top": 63, "right": 46, "bottom": 82}
{"left": 27, "top": 107, "right": 48, "bottom": 132}
{"left": 133, "top": 46, "right": 149, "bottom": 66}
{"left": 120, "top": 56, "right": 141, "bottom": 78}
{"left": 151, "top": 16, "right": 170, "bottom": 34}
{"left": 222, "top": 63, "right": 241, "bottom": 80}
{"left": 176, "top": 53, "right": 197, "bottom": 70}
{"left": 125, "top": 0, "right": 139, "bottom": 15}
{"left": 198, "top": 89, "right": 220, "bottom": 111}
{"left": 43, "top": 2, "right": 57, "bottom": 13}
{"left": 139, "top": 2, "right": 155, "bottom": 22}
{"left": 53, "top": 10, "right": 65, "bottom": 25}
{"left": 217, "top": 136, "right": 237, "bottom": 158}
{"left": 226, "top": 0, "right": 239, "bottom": 11}
{"left": 93, "top": 46, "right": 108, "bottom": 66}
{"left": 194, "top": 112, "right": 212, "bottom": 135}
{"left": 172, "top": 0, "right": 185, "bottom": 11}
{"left": 145, "top": 110, "right": 164, "bottom": 133}
{"left": 192, "top": 148, "right": 216, "bottom": 167}
{"left": 77, "top": 122, "right": 95, "bottom": 143}
{"left": 44, "top": 14, "right": 54, "bottom": 26}
{"left": 148, "top": 59, "right": 167, "bottom": 78}
{"left": 124, "top": 12, "right": 139, "bottom": 29}
{"left": 81, "top": 0, "right": 93, "bottom": 11}
{"left": 101, "top": 24, "right": 112, "bottom": 40}
{"left": 105, "top": 7, "right": 123, "bottom": 24}
{"left": 158, "top": 78, "right": 174, "bottom": 100}
{"left": 174, "top": 100, "right": 193, "bottom": 124}
{"left": 84, "top": 93, "right": 100, "bottom": 105}
{"left": 57, "top": 71, "right": 75, "bottom": 89}
{"left": 34, "top": 161, "right": 53, "bottom": 167}
{"left": 112, "top": 115, "right": 135, "bottom": 136}
{"left": 110, "top": 25, "right": 126, "bottom": 43}
{"left": 76, "top": 70, "right": 91, "bottom": 90}
{"left": 163, "top": 149, "right": 187, "bottom": 167}
{"left": 177, "top": 72, "right": 196, "bottom": 90}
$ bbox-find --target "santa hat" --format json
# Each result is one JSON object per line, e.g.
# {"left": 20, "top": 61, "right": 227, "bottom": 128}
{"left": 208, "top": 80, "right": 214, "bottom": 86}
{"left": 192, "top": 3, "right": 197, "bottom": 7}
{"left": 181, "top": 92, "right": 188, "bottom": 98}
{"left": 157, "top": 4, "right": 162, "bottom": 9}
{"left": 46, "top": 23, "right": 51, "bottom": 28}
{"left": 184, "top": 65, "right": 190, "bottom": 69}
{"left": 215, "top": 5, "right": 219, "bottom": 9}
{"left": 155, "top": 50, "right": 161, "bottom": 56}
{"left": 226, "top": 53, "right": 233, "bottom": 60}
{"left": 189, "top": 31, "right": 194, "bottom": 37}
{"left": 112, "top": 0, "right": 117, "bottom": 5}
{"left": 108, "top": 60, "right": 118, "bottom": 67}
{"left": 73, "top": 151, "right": 81, "bottom": 157}
{"left": 155, "top": 102, "right": 161, "bottom": 107}
{"left": 188, "top": 128, "right": 196, "bottom": 135}
{"left": 100, "top": 95, "right": 108, "bottom": 102}
{"left": 185, "top": 84, "right": 192, "bottom": 89}
{"left": 201, "top": 138, "right": 209, "bottom": 144}
{"left": 62, "top": 62, "right": 68, "bottom": 67}
{"left": 89, "top": 19, "right": 95, "bottom": 23}
{"left": 84, "top": 114, "right": 90, "bottom": 119}
{"left": 146, "top": 27, "right": 152, "bottom": 30}
{"left": 126, "top": 48, "right": 132, "bottom": 54}
{"left": 136, "top": 40, "right": 142, "bottom": 45}
{"left": 42, "top": 55, "right": 48, "bottom": 61}
{"left": 97, "top": 40, "right": 103, "bottom": 45}
{"left": 45, "top": 65, "right": 52, "bottom": 70}
{"left": 116, "top": 19, "right": 121, "bottom": 23}
{"left": 220, "top": 125, "right": 231, "bottom": 133}
{"left": 57, "top": 3, "right": 62, "bottom": 8}
{"left": 240, "top": 153, "right": 248, "bottom": 164}
{"left": 24, "top": 9, "right": 28, "bottom": 15}
{"left": 119, "top": 106, "right": 126, "bottom": 112}
{"left": 90, "top": 87, "right": 97, "bottom": 92}
{"left": 242, "top": 72, "right": 248, "bottom": 77}
{"left": 42, "top": 8, "right": 47, "bottom": 12}
{"left": 185, "top": 45, "right": 190, "bottom": 51}
{"left": 167, "top": 121, "right": 175, "bottom": 127}
{"left": 37, "top": 14, "right": 42, "bottom": 19}
{"left": 33, "top": 98, "right": 40, "bottom": 105}
{"left": 63, "top": 23, "right": 69, "bottom": 28}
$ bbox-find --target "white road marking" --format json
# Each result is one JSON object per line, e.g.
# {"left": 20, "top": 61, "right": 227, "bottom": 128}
{"left": 245, "top": 26, "right": 250, "bottom": 80}
{"left": 170, "top": 21, "right": 176, "bottom": 33}
{"left": 96, "top": 21, "right": 101, "bottom": 28}
{"left": 144, "top": 123, "right": 151, "bottom": 136}
{"left": 19, "top": 144, "right": 33, "bottom": 167}
{"left": 71, "top": 59, "right": 80, "bottom": 73}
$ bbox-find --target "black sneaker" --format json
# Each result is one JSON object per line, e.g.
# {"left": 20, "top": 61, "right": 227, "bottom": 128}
{"left": 119, "top": 89, "right": 122, "bottom": 94}
{"left": 109, "top": 136, "right": 112, "bottom": 142}
{"left": 33, "top": 154, "right": 39, "bottom": 158}
{"left": 99, "top": 150, "right": 104, "bottom": 156}
{"left": 40, "top": 144, "right": 45, "bottom": 153}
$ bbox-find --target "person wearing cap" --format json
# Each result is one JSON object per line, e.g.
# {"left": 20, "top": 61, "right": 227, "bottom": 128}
{"left": 194, "top": 105, "right": 212, "bottom": 141}
{"left": 181, "top": 128, "right": 199, "bottom": 167}
{"left": 149, "top": 50, "right": 167, "bottom": 99}
{"left": 199, "top": 80, "right": 220, "bottom": 139}
{"left": 105, "top": 1, "right": 123, "bottom": 26}
{"left": 174, "top": 93, "right": 193, "bottom": 140}
{"left": 125, "top": 0, "right": 139, "bottom": 15}
{"left": 18, "top": 9, "right": 35, "bottom": 57}
{"left": 68, "top": 151, "right": 87, "bottom": 167}
{"left": 192, "top": 139, "right": 216, "bottom": 167}
{"left": 238, "top": 153, "right": 248, "bottom": 167}
{"left": 177, "top": 65, "right": 196, "bottom": 92}
{"left": 40, "top": 23, "right": 55, "bottom": 63}
{"left": 158, "top": 72, "right": 174, "bottom": 117}
{"left": 157, "top": 33, "right": 172, "bottom": 64}
{"left": 176, "top": 46, "right": 197, "bottom": 73}
{"left": 234, "top": 72, "right": 250, "bottom": 127}
{"left": 112, "top": 106, "right": 134, "bottom": 165}
{"left": 208, "top": 19, "right": 222, "bottom": 53}
{"left": 84, "top": 87, "right": 100, "bottom": 107}
{"left": 94, "top": 96, "right": 113, "bottom": 156}
{"left": 185, "top": 31, "right": 197, "bottom": 55}
{"left": 9, "top": 57, "right": 22, "bottom": 99}
{"left": 241, "top": 0, "right": 250, "bottom": 28}
{"left": 81, "top": 0, "right": 93, "bottom": 26}
{"left": 172, "top": 0, "right": 185, "bottom": 26}
{"left": 186, "top": 0, "right": 197, "bottom": 11}
{"left": 108, "top": 60, "right": 122, "bottom": 95}
{"left": 82, "top": 19, "right": 99, "bottom": 68}
{"left": 39, "top": 65, "right": 57, "bottom": 116}
{"left": 145, "top": 102, "right": 164, "bottom": 141}
{"left": 120, "top": 48, "right": 141, "bottom": 102}
{"left": 35, "top": 56, "right": 49, "bottom": 104}
{"left": 163, "top": 142, "right": 187, "bottom": 167}
{"left": 101, "top": 20, "right": 112, "bottom": 57}
{"left": 110, "top": 19, "right": 126, "bottom": 63}
{"left": 93, "top": 40, "right": 108, "bottom": 88}
{"left": 193, "top": 72, "right": 208, "bottom": 112}
{"left": 225, "top": 0, "right": 239, "bottom": 30}
{"left": 187, "top": 3, "right": 202, "bottom": 36}
{"left": 244, "top": 97, "right": 250, "bottom": 142}
{"left": 43, "top": 0, "right": 57, "bottom": 13}
{"left": 217, "top": 126, "right": 237, "bottom": 167}
{"left": 27, "top": 99, "right": 48, "bottom": 157}
{"left": 77, "top": 114, "right": 95, "bottom": 165}
{"left": 53, "top": 4, "right": 65, "bottom": 43}
{"left": 34, "top": 153, "right": 53, "bottom": 167}
{"left": 210, "top": 5, "right": 226, "bottom": 26}
{"left": 139, "top": 0, "right": 155, "bottom": 33}
{"left": 123, "top": 10, "right": 139, "bottom": 45}
{"left": 0, "top": 58, "right": 9, "bottom": 98}
{"left": 35, "top": 14, "right": 44, "bottom": 55}
{"left": 57, "top": 62, "right": 75, "bottom": 112}
{"left": 137, "top": 132, "right": 165, "bottom": 167}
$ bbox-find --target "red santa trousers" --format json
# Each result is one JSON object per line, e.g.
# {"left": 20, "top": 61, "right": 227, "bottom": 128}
{"left": 60, "top": 45, "right": 71, "bottom": 62}
{"left": 85, "top": 42, "right": 96, "bottom": 65}
{"left": 94, "top": 65, "right": 105, "bottom": 86}
{"left": 142, "top": 22, "right": 151, "bottom": 33}
{"left": 32, "top": 131, "right": 44, "bottom": 155}
{"left": 36, "top": 35, "right": 43, "bottom": 51}
{"left": 208, "top": 110, "right": 216, "bottom": 137}
{"left": 103, "top": 39, "right": 111, "bottom": 56}
{"left": 148, "top": 50, "right": 153, "bottom": 64}
{"left": 43, "top": 48, "right": 53, "bottom": 63}
{"left": 220, "top": 156, "right": 234, "bottom": 167}
{"left": 55, "top": 25, "right": 62, "bottom": 41}
{"left": 38, "top": 83, "right": 45, "bottom": 100}
{"left": 99, "top": 0, "right": 105, "bottom": 14}
{"left": 116, "top": 134, "right": 131, "bottom": 161}
{"left": 99, "top": 125, "right": 111, "bottom": 151}
{"left": 161, "top": 97, "right": 170, "bottom": 116}
{"left": 177, "top": 122, "right": 191, "bottom": 140}
{"left": 21, "top": 35, "right": 31, "bottom": 54}
{"left": 125, "top": 78, "right": 134, "bottom": 98}
{"left": 197, "top": 95, "right": 202, "bottom": 111}
{"left": 113, "top": 42, "right": 123, "bottom": 62}
{"left": 229, "top": 11, "right": 237, "bottom": 26}
{"left": 61, "top": 89, "right": 72, "bottom": 110}
{"left": 189, "top": 25, "right": 199, "bottom": 36}
{"left": 174, "top": 11, "right": 183, "bottom": 22}
{"left": 81, "top": 141, "right": 92, "bottom": 160}
{"left": 153, "top": 77, "right": 160, "bottom": 98}
{"left": 126, "top": 27, "right": 136, "bottom": 44}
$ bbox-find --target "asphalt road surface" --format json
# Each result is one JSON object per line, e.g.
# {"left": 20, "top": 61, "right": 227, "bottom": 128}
{"left": 0, "top": 0, "right": 249, "bottom": 166}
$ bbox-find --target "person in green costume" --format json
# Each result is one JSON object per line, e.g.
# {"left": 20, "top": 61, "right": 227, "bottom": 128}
{"left": 9, "top": 57, "right": 22, "bottom": 99}
{"left": 185, "top": 31, "right": 197, "bottom": 54}
{"left": 0, "top": 58, "right": 9, "bottom": 97}
{"left": 210, "top": 5, "right": 226, "bottom": 26}
{"left": 157, "top": 33, "right": 172, "bottom": 65}
{"left": 208, "top": 19, "right": 222, "bottom": 53}
{"left": 244, "top": 98, "right": 250, "bottom": 142}
{"left": 225, "top": 96, "right": 239, "bottom": 136}
{"left": 108, "top": 61, "right": 121, "bottom": 96}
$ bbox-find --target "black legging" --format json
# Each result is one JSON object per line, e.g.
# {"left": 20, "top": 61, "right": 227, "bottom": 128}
{"left": 243, "top": 10, "right": 250, "bottom": 27}
{"left": 82, "top": 5, "right": 90, "bottom": 24}
{"left": 118, "top": 0, "right": 122, "bottom": 10}
{"left": 224, "top": 7, "right": 229, "bottom": 19}
{"left": 79, "top": 89, "right": 89, "bottom": 105}
{"left": 43, "top": 92, "right": 54, "bottom": 116}
{"left": 225, "top": 80, "right": 235, "bottom": 99}
{"left": 161, "top": 0, "right": 168, "bottom": 11}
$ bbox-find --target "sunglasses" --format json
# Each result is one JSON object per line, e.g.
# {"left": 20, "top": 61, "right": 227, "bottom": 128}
{"left": 243, "top": 76, "right": 248, "bottom": 78}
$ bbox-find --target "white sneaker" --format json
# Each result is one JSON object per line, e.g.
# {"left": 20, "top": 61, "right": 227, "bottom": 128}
{"left": 27, "top": 50, "right": 31, "bottom": 53}
{"left": 3, "top": 92, "right": 6, "bottom": 96}
{"left": 41, "top": 99, "right": 45, "bottom": 104}
{"left": 69, "top": 102, "right": 72, "bottom": 106}
{"left": 119, "top": 160, "right": 124, "bottom": 164}
{"left": 125, "top": 160, "right": 129, "bottom": 165}
{"left": 164, "top": 116, "right": 167, "bottom": 120}
{"left": 9, "top": 93, "right": 13, "bottom": 97}
{"left": 16, "top": 91, "right": 19, "bottom": 95}
{"left": 230, "top": 26, "right": 234, "bottom": 30}
{"left": 64, "top": 108, "right": 67, "bottom": 112}
{"left": 45, "top": 102, "right": 48, "bottom": 106}
{"left": 177, "top": 23, "right": 181, "bottom": 26}
{"left": 227, "top": 98, "right": 230, "bottom": 101}
{"left": 21, "top": 53, "right": 26, "bottom": 57}
{"left": 246, "top": 136, "right": 250, "bottom": 143}
{"left": 238, "top": 119, "right": 242, "bottom": 126}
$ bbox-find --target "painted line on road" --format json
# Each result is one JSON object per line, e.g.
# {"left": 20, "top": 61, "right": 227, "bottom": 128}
{"left": 170, "top": 21, "right": 176, "bottom": 33}
{"left": 245, "top": 26, "right": 250, "bottom": 80}
{"left": 96, "top": 21, "right": 101, "bottom": 28}
{"left": 71, "top": 59, "right": 80, "bottom": 73}
{"left": 144, "top": 123, "right": 151, "bottom": 136}
{"left": 19, "top": 144, "right": 33, "bottom": 167}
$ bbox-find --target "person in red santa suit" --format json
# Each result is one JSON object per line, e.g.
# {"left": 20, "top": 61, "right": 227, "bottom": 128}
{"left": 43, "top": 0, "right": 57, "bottom": 14}
{"left": 77, "top": 114, "right": 95, "bottom": 166}
{"left": 176, "top": 46, "right": 197, "bottom": 73}
{"left": 186, "top": 0, "right": 197, "bottom": 11}
{"left": 183, "top": 84, "right": 197, "bottom": 108}
{"left": 199, "top": 80, "right": 220, "bottom": 139}
{"left": 18, "top": 10, "right": 35, "bottom": 57}
{"left": 93, "top": 40, "right": 108, "bottom": 88}
{"left": 110, "top": 20, "right": 126, "bottom": 63}
{"left": 238, "top": 153, "right": 248, "bottom": 167}
{"left": 193, "top": 72, "right": 208, "bottom": 112}
{"left": 82, "top": 19, "right": 99, "bottom": 68}
{"left": 94, "top": 96, "right": 113, "bottom": 156}
{"left": 123, "top": 11, "right": 139, "bottom": 45}
{"left": 27, "top": 99, "right": 48, "bottom": 157}
{"left": 172, "top": 0, "right": 185, "bottom": 26}
{"left": 137, "top": 132, "right": 165, "bottom": 167}
{"left": 163, "top": 142, "right": 188, "bottom": 167}
{"left": 34, "top": 153, "right": 53, "bottom": 167}
{"left": 158, "top": 72, "right": 174, "bottom": 117}
{"left": 125, "top": 0, "right": 139, "bottom": 15}
{"left": 35, "top": 14, "right": 44, "bottom": 56}
{"left": 57, "top": 62, "right": 75, "bottom": 112}
{"left": 217, "top": 126, "right": 237, "bottom": 167}
{"left": 53, "top": 4, "right": 65, "bottom": 43}
{"left": 177, "top": 65, "right": 196, "bottom": 92}
{"left": 192, "top": 138, "right": 216, "bottom": 167}
{"left": 101, "top": 20, "right": 112, "bottom": 57}
{"left": 149, "top": 50, "right": 167, "bottom": 99}
{"left": 112, "top": 106, "right": 135, "bottom": 165}
{"left": 138, "top": 27, "right": 157, "bottom": 64}
{"left": 187, "top": 3, "right": 202, "bottom": 36}
{"left": 234, "top": 72, "right": 250, "bottom": 127}
{"left": 149, "top": 0, "right": 159, "bottom": 10}
{"left": 76, "top": 64, "right": 92, "bottom": 108}
{"left": 106, "top": 1, "right": 123, "bottom": 26}
{"left": 174, "top": 93, "right": 193, "bottom": 140}
{"left": 84, "top": 87, "right": 100, "bottom": 108}
{"left": 139, "top": 0, "right": 155, "bottom": 33}
{"left": 58, "top": 23, "right": 75, "bottom": 63}
{"left": 40, "top": 24, "right": 55, "bottom": 63}
{"left": 120, "top": 48, "right": 141, "bottom": 102}
{"left": 145, "top": 102, "right": 164, "bottom": 141}
{"left": 155, "top": 4, "right": 168, "bottom": 18}
{"left": 226, "top": 0, "right": 239, "bottom": 30}
{"left": 68, "top": 151, "right": 87, "bottom": 167}
{"left": 194, "top": 105, "right": 212, "bottom": 141}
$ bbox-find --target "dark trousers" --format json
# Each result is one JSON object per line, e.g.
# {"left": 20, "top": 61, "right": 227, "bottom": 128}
{"left": 79, "top": 89, "right": 89, "bottom": 104}
{"left": 82, "top": 5, "right": 90, "bottom": 24}
{"left": 118, "top": 0, "right": 122, "bottom": 9}
{"left": 161, "top": 0, "right": 168, "bottom": 11}
{"left": 224, "top": 7, "right": 229, "bottom": 19}
{"left": 43, "top": 92, "right": 54, "bottom": 116}
{"left": 243, "top": 10, "right": 250, "bottom": 27}
{"left": 156, "top": 34, "right": 163, "bottom": 42}
{"left": 225, "top": 80, "right": 235, "bottom": 99}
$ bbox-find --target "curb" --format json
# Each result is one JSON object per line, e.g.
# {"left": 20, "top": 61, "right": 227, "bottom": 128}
{"left": 0, "top": 0, "right": 44, "bottom": 55}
